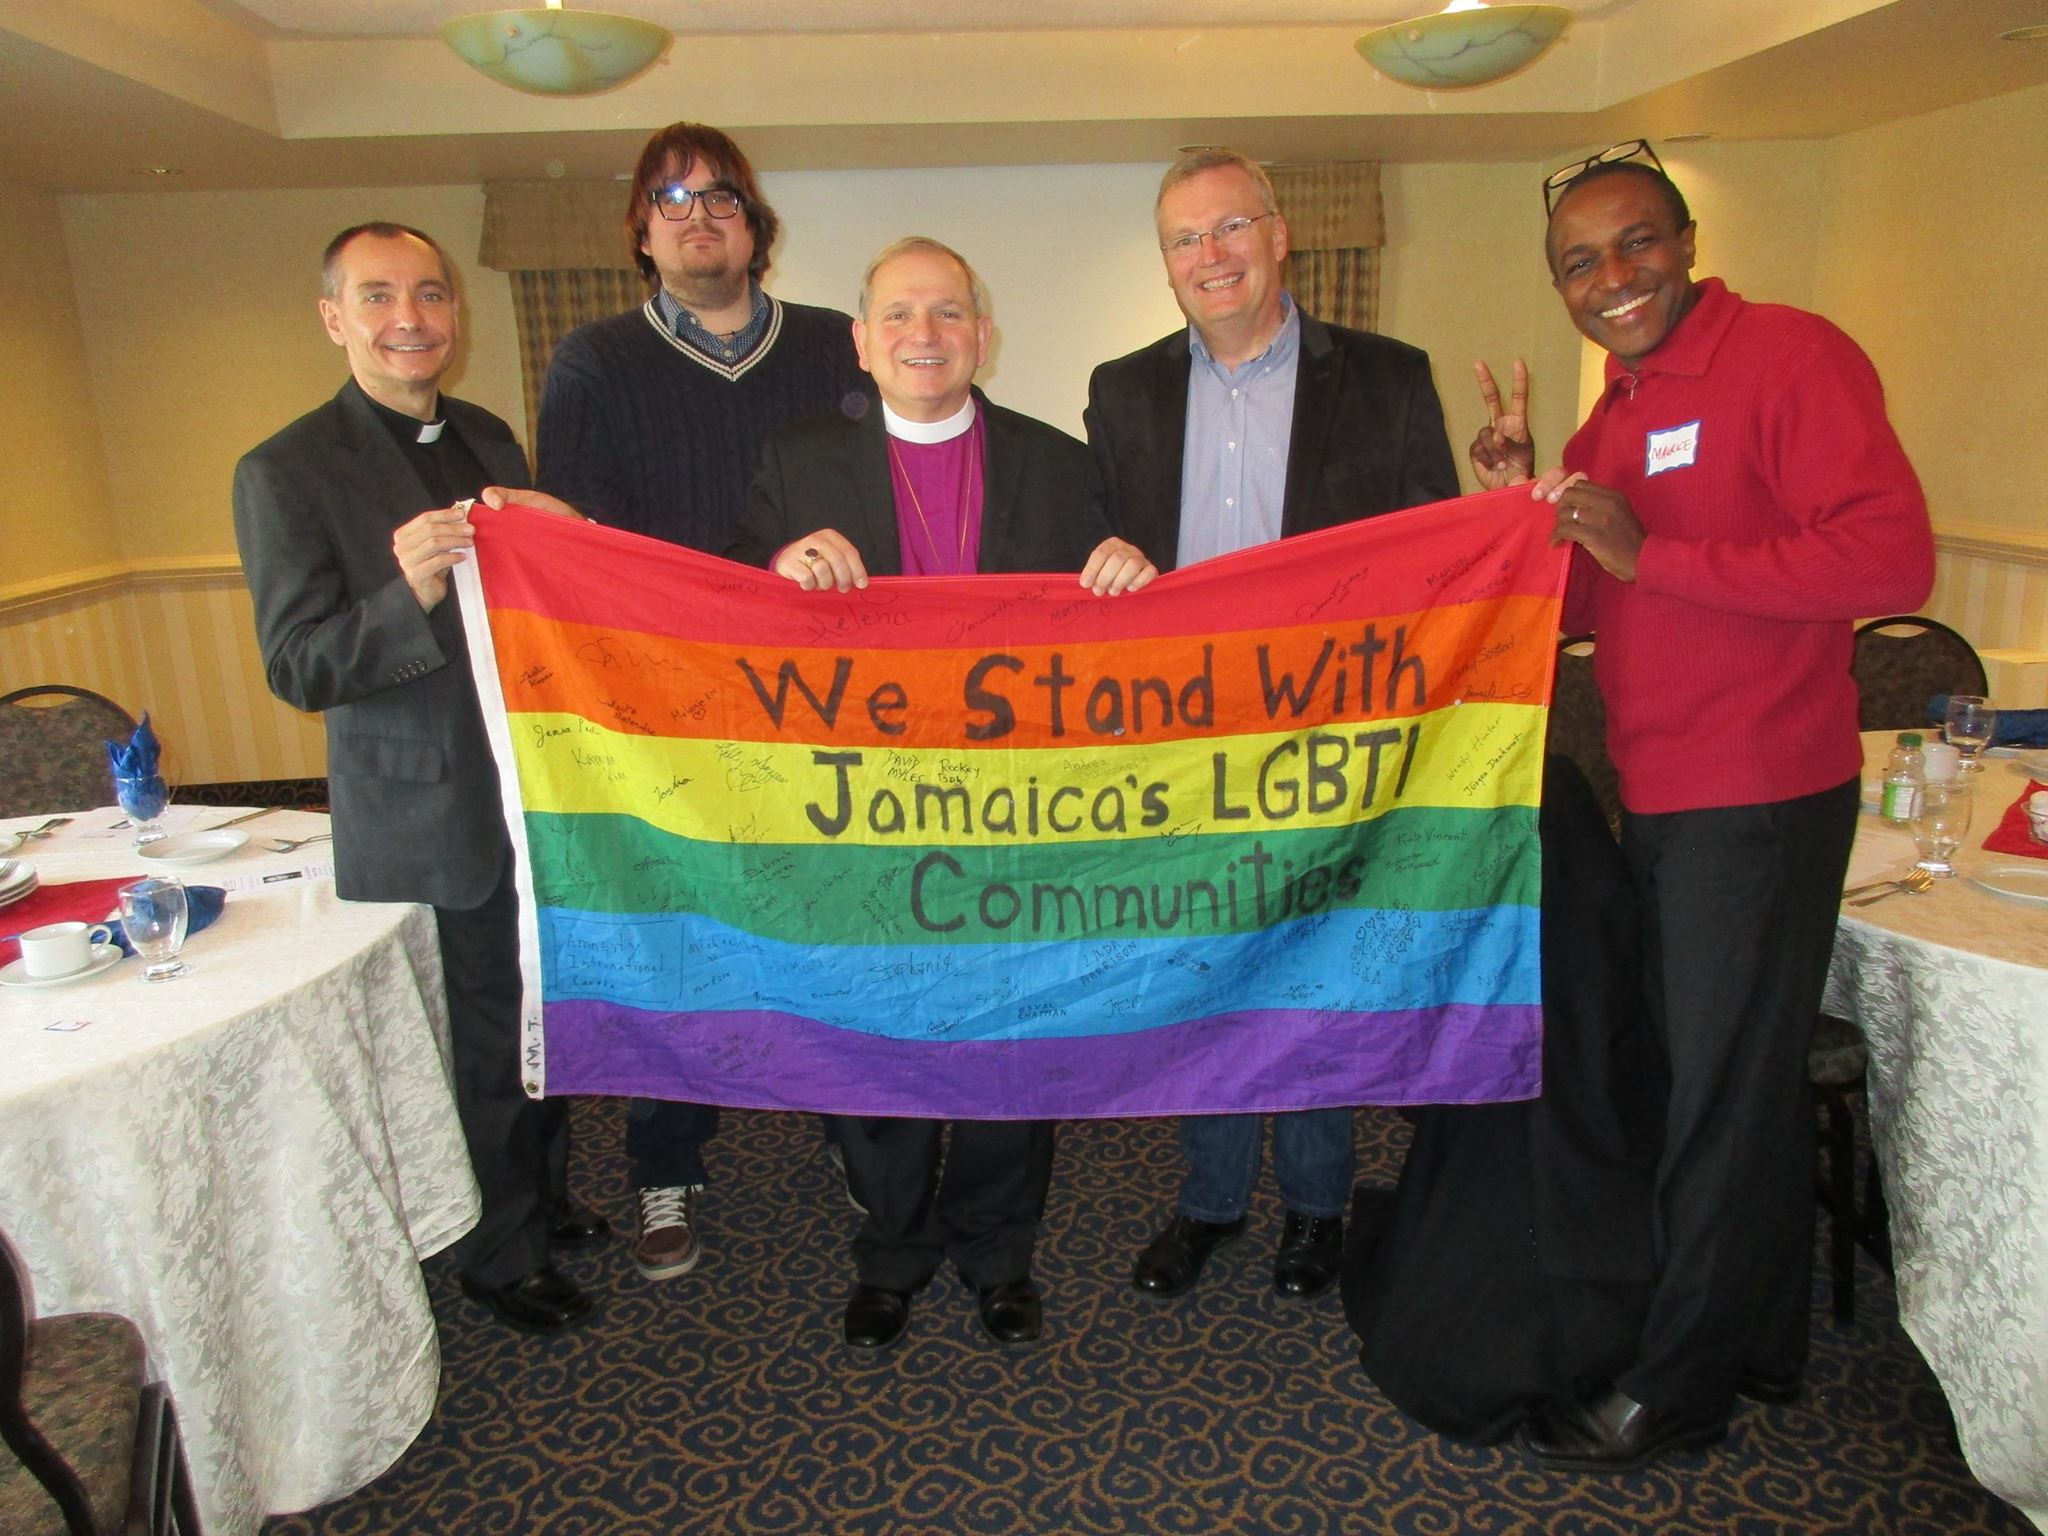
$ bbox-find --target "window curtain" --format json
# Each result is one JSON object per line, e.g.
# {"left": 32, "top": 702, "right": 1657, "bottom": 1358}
{"left": 480, "top": 181, "right": 649, "bottom": 456}
{"left": 1269, "top": 162, "right": 1383, "bottom": 332}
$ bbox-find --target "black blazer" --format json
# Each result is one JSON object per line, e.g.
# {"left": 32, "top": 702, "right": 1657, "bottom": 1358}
{"left": 729, "top": 389, "right": 1111, "bottom": 575}
{"left": 232, "top": 381, "right": 531, "bottom": 910}
{"left": 1083, "top": 311, "right": 1460, "bottom": 572}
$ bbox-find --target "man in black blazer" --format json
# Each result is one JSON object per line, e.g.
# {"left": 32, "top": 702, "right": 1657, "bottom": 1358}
{"left": 1086, "top": 148, "right": 1460, "bottom": 1307}
{"left": 233, "top": 222, "right": 600, "bottom": 1333}
{"left": 729, "top": 237, "right": 1154, "bottom": 1352}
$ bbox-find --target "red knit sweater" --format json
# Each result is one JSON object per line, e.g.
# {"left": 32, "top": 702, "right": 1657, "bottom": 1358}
{"left": 1561, "top": 278, "right": 1933, "bottom": 813}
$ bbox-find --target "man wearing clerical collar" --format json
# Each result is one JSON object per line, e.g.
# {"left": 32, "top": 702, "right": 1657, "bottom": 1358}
{"left": 1087, "top": 148, "right": 1459, "bottom": 1310}
{"left": 536, "top": 123, "right": 871, "bottom": 1288}
{"left": 234, "top": 223, "right": 600, "bottom": 1336}
{"left": 728, "top": 238, "right": 1153, "bottom": 1352}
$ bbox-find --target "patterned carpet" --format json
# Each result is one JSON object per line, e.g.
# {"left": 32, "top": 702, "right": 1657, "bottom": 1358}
{"left": 264, "top": 1100, "right": 2032, "bottom": 1536}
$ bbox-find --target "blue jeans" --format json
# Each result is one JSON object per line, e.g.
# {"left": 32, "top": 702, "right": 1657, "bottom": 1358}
{"left": 1177, "top": 1109, "right": 1354, "bottom": 1224}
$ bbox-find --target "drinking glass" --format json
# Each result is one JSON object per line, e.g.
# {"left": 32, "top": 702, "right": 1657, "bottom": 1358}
{"left": 114, "top": 771, "right": 170, "bottom": 845}
{"left": 1909, "top": 780, "right": 1972, "bottom": 879}
{"left": 118, "top": 876, "right": 190, "bottom": 982}
{"left": 1944, "top": 694, "right": 1997, "bottom": 774}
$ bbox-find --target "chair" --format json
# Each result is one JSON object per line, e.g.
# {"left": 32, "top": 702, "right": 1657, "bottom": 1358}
{"left": 1545, "top": 636, "right": 1621, "bottom": 833}
{"left": 1851, "top": 616, "right": 1988, "bottom": 730}
{"left": 1817, "top": 616, "right": 1982, "bottom": 1321}
{"left": 0, "top": 1226, "right": 202, "bottom": 1535}
{"left": 0, "top": 687, "right": 140, "bottom": 822}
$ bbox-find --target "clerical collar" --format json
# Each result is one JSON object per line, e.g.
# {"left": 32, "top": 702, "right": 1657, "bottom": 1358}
{"left": 356, "top": 379, "right": 445, "bottom": 442}
{"left": 883, "top": 396, "right": 977, "bottom": 444}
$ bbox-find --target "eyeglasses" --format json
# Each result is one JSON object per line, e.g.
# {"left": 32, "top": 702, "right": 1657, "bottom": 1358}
{"left": 649, "top": 184, "right": 744, "bottom": 222}
{"left": 1160, "top": 213, "right": 1275, "bottom": 258}
{"left": 1542, "top": 140, "right": 1665, "bottom": 215}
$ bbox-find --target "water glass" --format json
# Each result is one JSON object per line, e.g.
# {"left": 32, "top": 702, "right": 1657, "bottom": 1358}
{"left": 1910, "top": 780, "right": 1972, "bottom": 879}
{"left": 1944, "top": 694, "right": 1997, "bottom": 773}
{"left": 118, "top": 876, "right": 190, "bottom": 982}
{"left": 114, "top": 771, "right": 170, "bottom": 845}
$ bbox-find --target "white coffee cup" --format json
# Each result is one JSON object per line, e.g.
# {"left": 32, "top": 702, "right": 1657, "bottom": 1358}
{"left": 1921, "top": 741, "right": 1961, "bottom": 782}
{"left": 17, "top": 920, "right": 115, "bottom": 979}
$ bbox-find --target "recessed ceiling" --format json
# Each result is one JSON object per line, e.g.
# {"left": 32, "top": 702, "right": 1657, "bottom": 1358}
{"left": 2, "top": 0, "right": 2044, "bottom": 194}
{"left": 212, "top": 0, "right": 1646, "bottom": 40}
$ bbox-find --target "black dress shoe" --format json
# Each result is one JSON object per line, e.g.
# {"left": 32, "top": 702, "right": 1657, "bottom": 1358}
{"left": 1132, "top": 1212, "right": 1248, "bottom": 1298}
{"left": 548, "top": 1199, "right": 611, "bottom": 1251}
{"left": 1519, "top": 1387, "right": 1727, "bottom": 1473}
{"left": 458, "top": 1264, "right": 594, "bottom": 1334}
{"left": 843, "top": 1284, "right": 913, "bottom": 1350}
{"left": 1272, "top": 1209, "right": 1343, "bottom": 1299}
{"left": 1736, "top": 1366, "right": 1804, "bottom": 1405}
{"left": 973, "top": 1277, "right": 1043, "bottom": 1347}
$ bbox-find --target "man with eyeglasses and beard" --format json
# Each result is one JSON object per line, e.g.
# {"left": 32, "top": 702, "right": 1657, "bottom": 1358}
{"left": 1474, "top": 140, "right": 1932, "bottom": 1472}
{"left": 535, "top": 122, "right": 870, "bottom": 1288}
{"left": 1086, "top": 147, "right": 1459, "bottom": 1311}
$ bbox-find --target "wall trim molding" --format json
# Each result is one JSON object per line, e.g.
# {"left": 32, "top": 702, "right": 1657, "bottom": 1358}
{"left": 1933, "top": 520, "right": 2048, "bottom": 571}
{"left": 0, "top": 557, "right": 245, "bottom": 617}
{"left": 4, "top": 524, "right": 2040, "bottom": 615}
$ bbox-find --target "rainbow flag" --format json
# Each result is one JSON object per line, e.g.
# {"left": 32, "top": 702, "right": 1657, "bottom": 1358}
{"left": 455, "top": 487, "right": 1567, "bottom": 1118}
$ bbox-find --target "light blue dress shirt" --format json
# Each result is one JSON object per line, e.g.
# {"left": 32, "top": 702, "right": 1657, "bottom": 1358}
{"left": 1176, "top": 297, "right": 1301, "bottom": 569}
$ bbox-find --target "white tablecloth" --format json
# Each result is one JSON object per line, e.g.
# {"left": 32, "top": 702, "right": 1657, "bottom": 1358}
{"left": 0, "top": 807, "right": 480, "bottom": 1536}
{"left": 1824, "top": 747, "right": 2048, "bottom": 1532}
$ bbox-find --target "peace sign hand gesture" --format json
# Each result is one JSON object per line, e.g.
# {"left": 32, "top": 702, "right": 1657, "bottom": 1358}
{"left": 1469, "top": 358, "right": 1535, "bottom": 490}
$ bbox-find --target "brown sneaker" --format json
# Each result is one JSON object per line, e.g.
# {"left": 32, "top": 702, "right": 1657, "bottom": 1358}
{"left": 631, "top": 1184, "right": 703, "bottom": 1279}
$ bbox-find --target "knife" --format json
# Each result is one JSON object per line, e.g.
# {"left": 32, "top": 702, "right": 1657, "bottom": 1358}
{"left": 204, "top": 807, "right": 282, "bottom": 831}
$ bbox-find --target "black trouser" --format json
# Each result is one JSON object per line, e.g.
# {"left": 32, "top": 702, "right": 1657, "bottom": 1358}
{"left": 831, "top": 1115, "right": 1055, "bottom": 1292}
{"left": 1615, "top": 778, "right": 1858, "bottom": 1419}
{"left": 436, "top": 856, "right": 568, "bottom": 1286}
{"left": 626, "top": 1098, "right": 721, "bottom": 1186}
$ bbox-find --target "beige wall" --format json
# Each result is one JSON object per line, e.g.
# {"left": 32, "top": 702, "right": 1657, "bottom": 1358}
{"left": 1815, "top": 80, "right": 2048, "bottom": 542}
{"left": 0, "top": 183, "right": 118, "bottom": 584}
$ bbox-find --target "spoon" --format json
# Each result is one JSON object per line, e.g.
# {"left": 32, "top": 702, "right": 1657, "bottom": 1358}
{"left": 263, "top": 832, "right": 332, "bottom": 853}
{"left": 20, "top": 816, "right": 71, "bottom": 839}
{"left": 1846, "top": 869, "right": 1936, "bottom": 906}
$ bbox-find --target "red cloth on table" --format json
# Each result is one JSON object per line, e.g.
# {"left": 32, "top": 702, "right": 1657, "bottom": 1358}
{"left": 1982, "top": 780, "right": 2048, "bottom": 860}
{"left": 0, "top": 878, "right": 132, "bottom": 964}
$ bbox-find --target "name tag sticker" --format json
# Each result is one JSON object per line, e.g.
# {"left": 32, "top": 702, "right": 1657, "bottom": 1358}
{"left": 1645, "top": 420, "right": 1701, "bottom": 476}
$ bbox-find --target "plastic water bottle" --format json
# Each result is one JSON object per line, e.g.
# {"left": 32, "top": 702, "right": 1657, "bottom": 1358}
{"left": 1881, "top": 732, "right": 1925, "bottom": 825}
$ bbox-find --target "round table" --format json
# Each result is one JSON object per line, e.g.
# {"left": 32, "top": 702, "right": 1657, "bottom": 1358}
{"left": 0, "top": 807, "right": 480, "bottom": 1536}
{"left": 1825, "top": 743, "right": 2048, "bottom": 1530}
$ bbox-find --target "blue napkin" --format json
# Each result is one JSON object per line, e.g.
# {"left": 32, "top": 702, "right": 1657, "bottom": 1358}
{"left": 107, "top": 884, "right": 226, "bottom": 958}
{"left": 1927, "top": 696, "right": 2048, "bottom": 749}
{"left": 105, "top": 712, "right": 162, "bottom": 778}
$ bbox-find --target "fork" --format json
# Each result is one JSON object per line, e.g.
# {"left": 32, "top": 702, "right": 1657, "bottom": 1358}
{"left": 1847, "top": 869, "right": 1935, "bottom": 906}
{"left": 263, "top": 832, "right": 332, "bottom": 853}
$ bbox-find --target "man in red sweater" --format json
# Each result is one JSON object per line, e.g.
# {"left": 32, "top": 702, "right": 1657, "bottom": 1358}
{"left": 1471, "top": 143, "right": 1934, "bottom": 1470}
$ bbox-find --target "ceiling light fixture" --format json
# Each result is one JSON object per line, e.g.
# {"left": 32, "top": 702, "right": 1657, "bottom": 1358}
{"left": 1356, "top": 1, "right": 1571, "bottom": 90}
{"left": 442, "top": 0, "right": 670, "bottom": 96}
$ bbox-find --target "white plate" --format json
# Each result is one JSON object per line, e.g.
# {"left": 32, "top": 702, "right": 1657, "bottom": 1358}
{"left": 137, "top": 830, "right": 249, "bottom": 865}
{"left": 0, "top": 832, "right": 20, "bottom": 856}
{"left": 0, "top": 944, "right": 123, "bottom": 988}
{"left": 1968, "top": 863, "right": 2048, "bottom": 907}
{"left": 0, "top": 873, "right": 37, "bottom": 909}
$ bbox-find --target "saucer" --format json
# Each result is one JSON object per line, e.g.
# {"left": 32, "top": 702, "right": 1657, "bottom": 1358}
{"left": 1969, "top": 863, "right": 2048, "bottom": 907}
{"left": 0, "top": 870, "right": 37, "bottom": 910}
{"left": 0, "top": 832, "right": 21, "bottom": 856}
{"left": 138, "top": 830, "right": 249, "bottom": 865}
{"left": 0, "top": 944, "right": 123, "bottom": 989}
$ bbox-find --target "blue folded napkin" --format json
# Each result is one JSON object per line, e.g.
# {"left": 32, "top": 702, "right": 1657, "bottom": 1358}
{"left": 105, "top": 712, "right": 162, "bottom": 778}
{"left": 1927, "top": 696, "right": 2048, "bottom": 749}
{"left": 107, "top": 884, "right": 226, "bottom": 958}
